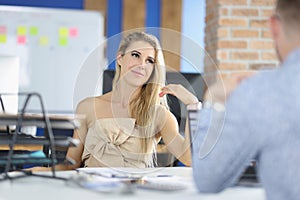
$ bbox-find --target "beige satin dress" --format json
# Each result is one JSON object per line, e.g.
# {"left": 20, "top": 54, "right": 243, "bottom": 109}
{"left": 81, "top": 118, "right": 158, "bottom": 168}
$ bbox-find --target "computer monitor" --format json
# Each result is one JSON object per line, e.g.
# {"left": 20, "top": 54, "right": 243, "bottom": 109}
{"left": 102, "top": 69, "right": 205, "bottom": 132}
{"left": 0, "top": 55, "right": 19, "bottom": 114}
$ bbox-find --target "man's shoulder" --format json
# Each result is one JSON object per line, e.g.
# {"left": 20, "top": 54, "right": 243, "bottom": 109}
{"left": 227, "top": 70, "right": 280, "bottom": 110}
{"left": 234, "top": 70, "right": 278, "bottom": 95}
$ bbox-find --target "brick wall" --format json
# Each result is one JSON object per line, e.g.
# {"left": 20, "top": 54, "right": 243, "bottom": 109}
{"left": 204, "top": 0, "right": 278, "bottom": 80}
{"left": 84, "top": 0, "right": 182, "bottom": 71}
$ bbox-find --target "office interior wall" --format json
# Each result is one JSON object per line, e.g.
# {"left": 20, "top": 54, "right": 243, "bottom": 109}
{"left": 161, "top": 0, "right": 182, "bottom": 71}
{"left": 204, "top": 0, "right": 278, "bottom": 83}
{"left": 0, "top": 0, "right": 206, "bottom": 72}
{"left": 85, "top": 0, "right": 183, "bottom": 71}
{"left": 84, "top": 0, "right": 107, "bottom": 33}
{"left": 122, "top": 0, "right": 145, "bottom": 31}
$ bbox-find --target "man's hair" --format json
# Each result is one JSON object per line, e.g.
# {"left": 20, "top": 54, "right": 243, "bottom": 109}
{"left": 276, "top": 0, "right": 300, "bottom": 29}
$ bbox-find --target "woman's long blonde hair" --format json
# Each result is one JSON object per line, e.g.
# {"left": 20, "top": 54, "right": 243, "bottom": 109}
{"left": 112, "top": 32, "right": 168, "bottom": 161}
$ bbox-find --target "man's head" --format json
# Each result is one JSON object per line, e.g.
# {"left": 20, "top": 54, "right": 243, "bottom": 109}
{"left": 270, "top": 0, "right": 300, "bottom": 62}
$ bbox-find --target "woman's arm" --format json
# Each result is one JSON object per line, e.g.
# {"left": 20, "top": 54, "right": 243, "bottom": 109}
{"left": 29, "top": 129, "right": 84, "bottom": 172}
{"left": 29, "top": 99, "right": 89, "bottom": 172}
{"left": 158, "top": 84, "right": 200, "bottom": 166}
{"left": 58, "top": 99, "right": 89, "bottom": 170}
{"left": 158, "top": 109, "right": 191, "bottom": 166}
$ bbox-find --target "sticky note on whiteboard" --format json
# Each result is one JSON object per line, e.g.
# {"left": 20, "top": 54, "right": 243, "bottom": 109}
{"left": 0, "top": 26, "right": 6, "bottom": 34}
{"left": 59, "top": 37, "right": 68, "bottom": 46}
{"left": 17, "top": 26, "right": 27, "bottom": 35}
{"left": 39, "top": 36, "right": 49, "bottom": 46}
{"left": 17, "top": 35, "right": 26, "bottom": 44}
{"left": 69, "top": 27, "right": 78, "bottom": 37}
{"left": 59, "top": 27, "right": 68, "bottom": 37}
{"left": 30, "top": 26, "right": 38, "bottom": 36}
{"left": 0, "top": 35, "right": 6, "bottom": 43}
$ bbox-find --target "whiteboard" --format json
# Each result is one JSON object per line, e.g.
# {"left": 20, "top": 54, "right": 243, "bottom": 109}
{"left": 0, "top": 6, "right": 105, "bottom": 113}
{"left": 0, "top": 55, "right": 19, "bottom": 114}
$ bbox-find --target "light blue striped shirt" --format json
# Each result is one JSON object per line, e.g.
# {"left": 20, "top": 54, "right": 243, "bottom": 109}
{"left": 192, "top": 48, "right": 300, "bottom": 200}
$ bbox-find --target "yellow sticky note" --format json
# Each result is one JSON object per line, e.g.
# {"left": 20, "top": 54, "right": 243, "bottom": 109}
{"left": 30, "top": 27, "right": 38, "bottom": 35}
{"left": 59, "top": 27, "right": 68, "bottom": 37}
{"left": 0, "top": 34, "right": 6, "bottom": 43}
{"left": 17, "top": 26, "right": 27, "bottom": 35}
{"left": 39, "top": 36, "right": 49, "bottom": 46}
{"left": 59, "top": 38, "right": 68, "bottom": 46}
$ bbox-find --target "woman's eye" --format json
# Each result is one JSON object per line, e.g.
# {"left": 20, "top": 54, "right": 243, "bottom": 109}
{"left": 146, "top": 59, "right": 155, "bottom": 64}
{"left": 131, "top": 52, "right": 140, "bottom": 58}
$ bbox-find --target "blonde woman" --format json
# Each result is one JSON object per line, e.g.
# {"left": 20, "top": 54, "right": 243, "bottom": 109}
{"left": 48, "top": 32, "right": 199, "bottom": 170}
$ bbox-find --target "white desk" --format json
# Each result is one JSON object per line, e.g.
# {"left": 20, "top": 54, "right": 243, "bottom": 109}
{"left": 0, "top": 167, "right": 265, "bottom": 200}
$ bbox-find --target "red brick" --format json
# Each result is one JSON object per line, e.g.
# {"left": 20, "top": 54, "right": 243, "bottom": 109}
{"left": 219, "top": 0, "right": 247, "bottom": 5}
{"left": 232, "top": 30, "right": 259, "bottom": 37}
{"left": 232, "top": 52, "right": 259, "bottom": 60}
{"left": 219, "top": 18, "right": 248, "bottom": 27}
{"left": 232, "top": 8, "right": 259, "bottom": 16}
{"left": 251, "top": 19, "right": 269, "bottom": 28}
{"left": 218, "top": 28, "right": 229, "bottom": 37}
{"left": 218, "top": 62, "right": 247, "bottom": 70}
{"left": 262, "top": 9, "right": 274, "bottom": 17}
{"left": 262, "top": 30, "right": 272, "bottom": 38}
{"left": 217, "top": 50, "right": 228, "bottom": 60}
{"left": 206, "top": 0, "right": 219, "bottom": 7}
{"left": 262, "top": 52, "right": 277, "bottom": 60}
{"left": 205, "top": 12, "right": 215, "bottom": 23}
{"left": 250, "top": 63, "right": 278, "bottom": 70}
{"left": 251, "top": 0, "right": 276, "bottom": 6}
{"left": 251, "top": 41, "right": 274, "bottom": 49}
{"left": 220, "top": 8, "right": 228, "bottom": 16}
{"left": 218, "top": 40, "right": 248, "bottom": 49}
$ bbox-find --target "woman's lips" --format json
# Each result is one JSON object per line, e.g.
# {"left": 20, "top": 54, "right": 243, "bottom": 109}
{"left": 131, "top": 70, "right": 144, "bottom": 77}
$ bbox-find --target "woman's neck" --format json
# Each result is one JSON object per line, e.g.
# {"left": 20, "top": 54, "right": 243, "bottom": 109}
{"left": 112, "top": 81, "right": 141, "bottom": 108}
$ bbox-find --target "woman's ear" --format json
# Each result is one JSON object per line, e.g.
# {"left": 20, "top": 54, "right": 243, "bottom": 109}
{"left": 116, "top": 53, "right": 122, "bottom": 66}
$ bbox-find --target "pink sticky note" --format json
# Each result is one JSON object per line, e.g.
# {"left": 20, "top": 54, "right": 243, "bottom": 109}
{"left": 69, "top": 27, "right": 78, "bottom": 37}
{"left": 0, "top": 26, "right": 6, "bottom": 34}
{"left": 17, "top": 36, "right": 26, "bottom": 44}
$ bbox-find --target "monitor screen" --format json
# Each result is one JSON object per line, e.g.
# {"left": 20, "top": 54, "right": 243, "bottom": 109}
{"left": 102, "top": 69, "right": 205, "bottom": 132}
{"left": 0, "top": 55, "right": 19, "bottom": 114}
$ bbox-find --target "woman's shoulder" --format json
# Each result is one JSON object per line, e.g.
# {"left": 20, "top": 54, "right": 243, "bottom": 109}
{"left": 76, "top": 93, "right": 112, "bottom": 113}
{"left": 154, "top": 104, "right": 172, "bottom": 116}
{"left": 153, "top": 105, "right": 177, "bottom": 125}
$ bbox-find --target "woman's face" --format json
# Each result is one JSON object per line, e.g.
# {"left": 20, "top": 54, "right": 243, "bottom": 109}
{"left": 117, "top": 41, "right": 156, "bottom": 87}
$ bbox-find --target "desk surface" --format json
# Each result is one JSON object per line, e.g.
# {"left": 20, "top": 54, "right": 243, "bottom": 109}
{"left": 0, "top": 167, "right": 265, "bottom": 200}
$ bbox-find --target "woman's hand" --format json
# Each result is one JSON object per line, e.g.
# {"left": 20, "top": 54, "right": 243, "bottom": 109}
{"left": 159, "top": 84, "right": 198, "bottom": 105}
{"left": 24, "top": 166, "right": 51, "bottom": 172}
